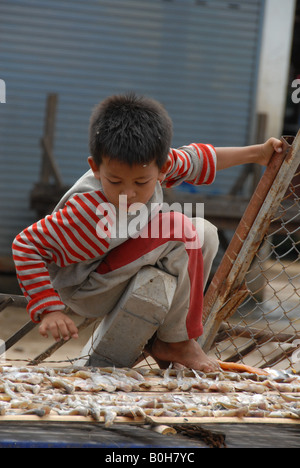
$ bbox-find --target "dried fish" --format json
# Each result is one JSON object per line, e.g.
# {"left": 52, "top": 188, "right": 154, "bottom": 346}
{"left": 213, "top": 381, "right": 236, "bottom": 393}
{"left": 101, "top": 408, "right": 117, "bottom": 427}
{"left": 214, "top": 406, "right": 249, "bottom": 418}
{"left": 21, "top": 407, "right": 51, "bottom": 417}
{"left": 46, "top": 376, "right": 74, "bottom": 395}
{"left": 191, "top": 370, "right": 210, "bottom": 391}
{"left": 124, "top": 368, "right": 145, "bottom": 382}
{"left": 279, "top": 393, "right": 300, "bottom": 403}
{"left": 6, "top": 372, "right": 44, "bottom": 386}
{"left": 54, "top": 406, "right": 89, "bottom": 417}
{"left": 177, "top": 369, "right": 194, "bottom": 391}
{"left": 90, "top": 374, "right": 117, "bottom": 393}
{"left": 3, "top": 382, "right": 18, "bottom": 400}
{"left": 1, "top": 363, "right": 300, "bottom": 425}
{"left": 234, "top": 381, "right": 267, "bottom": 394}
{"left": 163, "top": 365, "right": 178, "bottom": 390}
{"left": 89, "top": 401, "right": 101, "bottom": 421}
{"left": 73, "top": 370, "right": 93, "bottom": 380}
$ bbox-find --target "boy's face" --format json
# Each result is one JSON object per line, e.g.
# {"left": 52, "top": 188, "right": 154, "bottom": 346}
{"left": 88, "top": 156, "right": 169, "bottom": 210}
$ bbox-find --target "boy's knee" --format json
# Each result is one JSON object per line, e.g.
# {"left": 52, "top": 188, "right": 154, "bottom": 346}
{"left": 204, "top": 220, "right": 219, "bottom": 259}
{"left": 192, "top": 218, "right": 219, "bottom": 258}
{"left": 164, "top": 211, "right": 198, "bottom": 243}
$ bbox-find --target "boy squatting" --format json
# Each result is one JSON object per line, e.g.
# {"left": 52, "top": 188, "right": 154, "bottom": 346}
{"left": 12, "top": 93, "right": 283, "bottom": 372}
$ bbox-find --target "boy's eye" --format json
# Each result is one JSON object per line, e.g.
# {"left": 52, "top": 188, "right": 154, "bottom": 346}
{"left": 108, "top": 180, "right": 121, "bottom": 185}
{"left": 106, "top": 179, "right": 149, "bottom": 186}
{"left": 135, "top": 181, "right": 148, "bottom": 186}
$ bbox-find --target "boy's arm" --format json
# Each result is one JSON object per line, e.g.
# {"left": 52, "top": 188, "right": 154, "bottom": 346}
{"left": 12, "top": 228, "right": 79, "bottom": 340}
{"left": 12, "top": 225, "right": 66, "bottom": 323}
{"left": 12, "top": 191, "right": 109, "bottom": 325}
{"left": 215, "top": 138, "right": 283, "bottom": 171}
{"left": 164, "top": 139, "right": 283, "bottom": 188}
{"left": 164, "top": 143, "right": 217, "bottom": 188}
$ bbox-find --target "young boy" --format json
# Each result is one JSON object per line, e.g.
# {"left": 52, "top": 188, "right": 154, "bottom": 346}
{"left": 12, "top": 93, "right": 283, "bottom": 372}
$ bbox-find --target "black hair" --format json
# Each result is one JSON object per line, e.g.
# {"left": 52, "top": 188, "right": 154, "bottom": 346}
{"left": 89, "top": 93, "right": 173, "bottom": 169}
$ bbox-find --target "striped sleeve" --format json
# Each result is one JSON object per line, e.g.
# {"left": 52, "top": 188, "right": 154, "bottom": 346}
{"left": 12, "top": 191, "right": 113, "bottom": 323}
{"left": 163, "top": 143, "right": 217, "bottom": 188}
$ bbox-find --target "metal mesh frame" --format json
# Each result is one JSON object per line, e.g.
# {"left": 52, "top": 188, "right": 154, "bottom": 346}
{"left": 204, "top": 131, "right": 300, "bottom": 371}
{"left": 212, "top": 166, "right": 300, "bottom": 370}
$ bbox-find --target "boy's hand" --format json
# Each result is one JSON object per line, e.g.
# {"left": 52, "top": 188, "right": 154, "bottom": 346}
{"left": 39, "top": 311, "right": 79, "bottom": 342}
{"left": 259, "top": 137, "right": 283, "bottom": 166}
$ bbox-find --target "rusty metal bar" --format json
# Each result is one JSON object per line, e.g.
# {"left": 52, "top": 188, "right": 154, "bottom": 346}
{"left": 0, "top": 293, "right": 38, "bottom": 358}
{"left": 0, "top": 321, "right": 36, "bottom": 357}
{"left": 0, "top": 293, "right": 27, "bottom": 309}
{"left": 0, "top": 297, "right": 13, "bottom": 313}
{"left": 201, "top": 130, "right": 300, "bottom": 353}
{"left": 215, "top": 323, "right": 300, "bottom": 345}
{"left": 223, "top": 335, "right": 296, "bottom": 364}
{"left": 262, "top": 345, "right": 296, "bottom": 369}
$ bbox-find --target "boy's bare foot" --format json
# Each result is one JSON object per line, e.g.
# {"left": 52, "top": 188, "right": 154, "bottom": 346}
{"left": 149, "top": 337, "right": 220, "bottom": 373}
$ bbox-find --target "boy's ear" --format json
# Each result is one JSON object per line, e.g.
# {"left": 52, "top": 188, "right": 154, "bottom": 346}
{"left": 88, "top": 156, "right": 101, "bottom": 179}
{"left": 158, "top": 159, "right": 172, "bottom": 182}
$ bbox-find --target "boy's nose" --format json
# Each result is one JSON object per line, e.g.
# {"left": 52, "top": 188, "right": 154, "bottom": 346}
{"left": 120, "top": 188, "right": 137, "bottom": 199}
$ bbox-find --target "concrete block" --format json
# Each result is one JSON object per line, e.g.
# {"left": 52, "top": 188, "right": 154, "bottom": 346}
{"left": 78, "top": 266, "right": 177, "bottom": 368}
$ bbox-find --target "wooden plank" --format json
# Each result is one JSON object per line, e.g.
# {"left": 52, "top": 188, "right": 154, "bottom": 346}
{"left": 40, "top": 137, "right": 64, "bottom": 188}
{"left": 0, "top": 414, "right": 299, "bottom": 426}
{"left": 40, "top": 94, "right": 59, "bottom": 185}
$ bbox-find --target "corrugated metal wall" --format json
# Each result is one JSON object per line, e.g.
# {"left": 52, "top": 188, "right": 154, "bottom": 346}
{"left": 0, "top": 0, "right": 265, "bottom": 257}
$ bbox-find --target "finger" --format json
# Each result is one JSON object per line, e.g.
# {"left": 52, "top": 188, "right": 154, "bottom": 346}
{"left": 48, "top": 322, "right": 63, "bottom": 342}
{"left": 273, "top": 138, "right": 283, "bottom": 153}
{"left": 39, "top": 323, "right": 49, "bottom": 339}
{"left": 65, "top": 319, "right": 79, "bottom": 339}
{"left": 56, "top": 320, "right": 72, "bottom": 341}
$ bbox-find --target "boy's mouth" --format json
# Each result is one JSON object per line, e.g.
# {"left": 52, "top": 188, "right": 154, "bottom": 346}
{"left": 118, "top": 195, "right": 130, "bottom": 210}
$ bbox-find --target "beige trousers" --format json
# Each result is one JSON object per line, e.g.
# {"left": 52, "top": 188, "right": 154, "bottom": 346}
{"left": 62, "top": 214, "right": 219, "bottom": 342}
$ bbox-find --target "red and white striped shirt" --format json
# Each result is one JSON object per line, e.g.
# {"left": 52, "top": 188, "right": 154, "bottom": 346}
{"left": 12, "top": 143, "right": 216, "bottom": 322}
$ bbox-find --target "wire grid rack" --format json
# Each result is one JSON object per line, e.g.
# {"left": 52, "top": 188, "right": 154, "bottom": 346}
{"left": 209, "top": 147, "right": 300, "bottom": 371}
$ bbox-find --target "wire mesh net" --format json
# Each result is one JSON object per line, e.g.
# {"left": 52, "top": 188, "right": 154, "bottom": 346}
{"left": 212, "top": 165, "right": 300, "bottom": 371}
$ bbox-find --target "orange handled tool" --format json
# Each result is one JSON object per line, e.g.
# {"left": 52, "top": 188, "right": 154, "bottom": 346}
{"left": 217, "top": 360, "right": 269, "bottom": 376}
